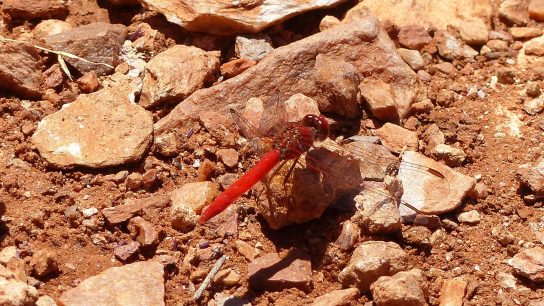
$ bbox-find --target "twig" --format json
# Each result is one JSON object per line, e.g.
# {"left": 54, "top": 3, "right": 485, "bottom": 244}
{"left": 193, "top": 255, "right": 228, "bottom": 300}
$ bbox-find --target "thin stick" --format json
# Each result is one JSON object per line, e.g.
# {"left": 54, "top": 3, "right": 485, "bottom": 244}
{"left": 193, "top": 255, "right": 228, "bottom": 300}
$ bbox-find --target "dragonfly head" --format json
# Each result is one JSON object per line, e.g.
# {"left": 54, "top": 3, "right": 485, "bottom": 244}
{"left": 301, "top": 114, "right": 329, "bottom": 142}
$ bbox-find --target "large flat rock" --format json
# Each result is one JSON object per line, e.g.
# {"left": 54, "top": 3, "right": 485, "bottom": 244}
{"left": 32, "top": 76, "right": 153, "bottom": 168}
{"left": 140, "top": 0, "right": 347, "bottom": 35}
{"left": 0, "top": 41, "right": 43, "bottom": 99}
{"left": 155, "top": 16, "right": 419, "bottom": 134}
{"left": 60, "top": 261, "right": 164, "bottom": 306}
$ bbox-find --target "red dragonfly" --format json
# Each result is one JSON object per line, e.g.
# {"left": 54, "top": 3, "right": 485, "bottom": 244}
{"left": 198, "top": 98, "right": 449, "bottom": 225}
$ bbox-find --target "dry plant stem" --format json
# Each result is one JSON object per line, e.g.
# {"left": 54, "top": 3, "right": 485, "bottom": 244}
{"left": 193, "top": 255, "right": 228, "bottom": 300}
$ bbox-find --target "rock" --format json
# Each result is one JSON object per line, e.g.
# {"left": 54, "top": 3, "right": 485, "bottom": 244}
{"left": 486, "top": 40, "right": 510, "bottom": 52}
{"left": 126, "top": 173, "right": 143, "bottom": 191}
{"left": 311, "top": 288, "right": 360, "bottom": 306}
{"left": 102, "top": 194, "right": 171, "bottom": 224}
{"left": 530, "top": 0, "right": 544, "bottom": 21}
{"left": 0, "top": 41, "right": 43, "bottom": 99}
{"left": 373, "top": 123, "right": 418, "bottom": 154}
{"left": 403, "top": 226, "right": 432, "bottom": 246}
{"left": 338, "top": 241, "right": 407, "bottom": 292}
{"left": 489, "top": 30, "right": 514, "bottom": 41}
{"left": 248, "top": 249, "right": 312, "bottom": 291}
{"left": 153, "top": 132, "right": 182, "bottom": 157}
{"left": 349, "top": 0, "right": 491, "bottom": 46}
{"left": 517, "top": 157, "right": 544, "bottom": 195}
{"left": 216, "top": 149, "right": 239, "bottom": 168}
{"left": 313, "top": 54, "right": 361, "bottom": 118}
{"left": 77, "top": 71, "right": 99, "bottom": 93}
{"left": 353, "top": 182, "right": 401, "bottom": 234}
{"left": 398, "top": 26, "right": 432, "bottom": 50}
{"left": 509, "top": 247, "right": 544, "bottom": 282}
{"left": 32, "top": 77, "right": 152, "bottom": 168}
{"left": 0, "top": 277, "right": 39, "bottom": 306}
{"left": 235, "top": 240, "right": 257, "bottom": 261}
{"left": 139, "top": 45, "right": 220, "bottom": 109}
{"left": 336, "top": 220, "right": 360, "bottom": 251}
{"left": 360, "top": 79, "right": 400, "bottom": 121}
{"left": 142, "top": 169, "right": 159, "bottom": 190}
{"left": 44, "top": 22, "right": 126, "bottom": 76}
{"left": 524, "top": 96, "right": 544, "bottom": 115}
{"left": 0, "top": 247, "right": 18, "bottom": 265}
{"left": 2, "top": 0, "right": 67, "bottom": 20}
{"left": 525, "top": 36, "right": 544, "bottom": 57}
{"left": 140, "top": 0, "right": 344, "bottom": 35}
{"left": 511, "top": 27, "right": 543, "bottom": 40}
{"left": 499, "top": 0, "right": 530, "bottom": 25}
{"left": 397, "top": 151, "right": 476, "bottom": 218}
{"left": 457, "top": 210, "right": 481, "bottom": 224}
{"left": 468, "top": 182, "right": 489, "bottom": 200}
{"left": 435, "top": 31, "right": 478, "bottom": 60}
{"left": 435, "top": 62, "right": 455, "bottom": 75}
{"left": 283, "top": 94, "right": 321, "bottom": 123}
{"left": 424, "top": 124, "right": 445, "bottom": 149}
{"left": 171, "top": 181, "right": 219, "bottom": 215}
{"left": 526, "top": 81, "right": 541, "bottom": 97}
{"left": 438, "top": 278, "right": 467, "bottom": 306}
{"left": 42, "top": 64, "right": 64, "bottom": 90}
{"left": 497, "top": 68, "right": 516, "bottom": 85}
{"left": 128, "top": 216, "right": 159, "bottom": 247}
{"left": 171, "top": 203, "right": 197, "bottom": 233}
{"left": 430, "top": 144, "right": 467, "bottom": 167}
{"left": 397, "top": 48, "right": 425, "bottom": 71}
{"left": 319, "top": 15, "right": 341, "bottom": 32}
{"left": 30, "top": 249, "right": 58, "bottom": 278}
{"left": 412, "top": 98, "right": 433, "bottom": 113}
{"left": 234, "top": 34, "right": 274, "bottom": 61}
{"left": 60, "top": 261, "right": 164, "bottom": 306}
{"left": 32, "top": 19, "right": 72, "bottom": 39}
{"left": 214, "top": 268, "right": 241, "bottom": 286}
{"left": 155, "top": 17, "right": 419, "bottom": 134}
{"left": 435, "top": 89, "right": 455, "bottom": 107}
{"left": 113, "top": 241, "right": 140, "bottom": 262}
{"left": 370, "top": 269, "right": 426, "bottom": 306}
{"left": 220, "top": 59, "right": 257, "bottom": 79}
{"left": 36, "top": 295, "right": 58, "bottom": 306}
{"left": 342, "top": 139, "right": 397, "bottom": 181}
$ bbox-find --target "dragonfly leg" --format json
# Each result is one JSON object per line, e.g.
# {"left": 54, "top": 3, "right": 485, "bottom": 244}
{"left": 283, "top": 156, "right": 300, "bottom": 185}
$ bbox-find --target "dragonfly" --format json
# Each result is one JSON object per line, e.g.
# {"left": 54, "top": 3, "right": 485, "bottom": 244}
{"left": 198, "top": 97, "right": 450, "bottom": 226}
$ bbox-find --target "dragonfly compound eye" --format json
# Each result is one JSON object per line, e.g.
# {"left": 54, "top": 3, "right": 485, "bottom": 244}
{"left": 302, "top": 114, "right": 330, "bottom": 141}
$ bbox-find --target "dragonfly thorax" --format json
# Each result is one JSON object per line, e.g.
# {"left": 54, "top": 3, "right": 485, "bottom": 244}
{"left": 272, "top": 124, "right": 315, "bottom": 160}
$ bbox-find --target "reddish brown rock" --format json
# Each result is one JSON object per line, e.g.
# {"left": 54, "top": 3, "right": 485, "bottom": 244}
{"left": 511, "top": 27, "right": 543, "bottom": 40}
{"left": 216, "top": 149, "right": 239, "bottom": 168}
{"left": 373, "top": 123, "right": 418, "bottom": 154}
{"left": 32, "top": 19, "right": 73, "bottom": 39}
{"left": 314, "top": 54, "right": 361, "bottom": 118}
{"left": 30, "top": 249, "right": 59, "bottom": 278}
{"left": 431, "top": 144, "right": 467, "bottom": 167}
{"left": 155, "top": 17, "right": 419, "bottom": 134}
{"left": 370, "top": 269, "right": 427, "bottom": 306}
{"left": 3, "top": 0, "right": 67, "bottom": 20}
{"left": 171, "top": 181, "right": 219, "bottom": 215}
{"left": 140, "top": 0, "right": 345, "bottom": 35}
{"left": 438, "top": 278, "right": 467, "bottom": 306}
{"left": 44, "top": 22, "right": 127, "bottom": 76}
{"left": 529, "top": 0, "right": 544, "bottom": 21}
{"left": 32, "top": 79, "right": 152, "bottom": 168}
{"left": 517, "top": 157, "right": 544, "bottom": 195}
{"left": 128, "top": 216, "right": 159, "bottom": 247}
{"left": 102, "top": 194, "right": 171, "bottom": 224}
{"left": 311, "top": 288, "right": 359, "bottom": 306}
{"left": 60, "top": 261, "right": 164, "bottom": 306}
{"left": 0, "top": 41, "right": 43, "bottom": 99}
{"left": 338, "top": 241, "right": 407, "bottom": 292}
{"left": 360, "top": 79, "right": 400, "bottom": 121}
{"left": 336, "top": 220, "right": 360, "bottom": 251}
{"left": 220, "top": 58, "right": 257, "bottom": 79}
{"left": 500, "top": 0, "right": 530, "bottom": 25}
{"left": 509, "top": 247, "right": 544, "bottom": 282}
{"left": 248, "top": 250, "right": 312, "bottom": 291}
{"left": 77, "top": 71, "right": 99, "bottom": 93}
{"left": 398, "top": 26, "right": 432, "bottom": 50}
{"left": 113, "top": 241, "right": 140, "bottom": 262}
{"left": 435, "top": 31, "right": 478, "bottom": 60}
{"left": 140, "top": 45, "right": 220, "bottom": 108}
{"left": 397, "top": 151, "right": 476, "bottom": 218}
{"left": 42, "top": 64, "right": 64, "bottom": 90}
{"left": 349, "top": 0, "right": 491, "bottom": 46}
{"left": 235, "top": 240, "right": 257, "bottom": 261}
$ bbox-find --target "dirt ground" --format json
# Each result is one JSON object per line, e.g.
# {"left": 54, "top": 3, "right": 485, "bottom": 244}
{"left": 2, "top": 0, "right": 544, "bottom": 305}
